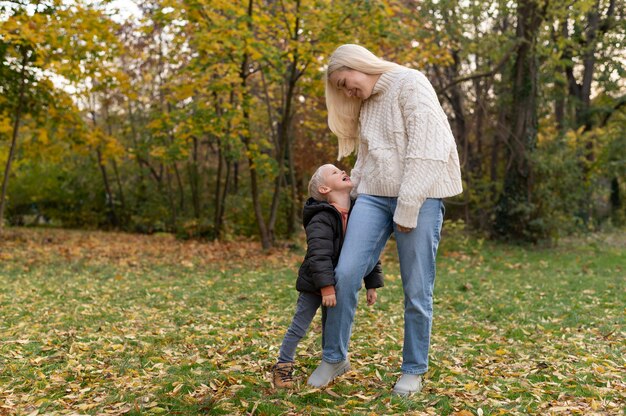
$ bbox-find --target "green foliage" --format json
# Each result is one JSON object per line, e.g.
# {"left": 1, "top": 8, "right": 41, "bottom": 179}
{"left": 531, "top": 132, "right": 588, "bottom": 239}
{"left": 7, "top": 157, "right": 106, "bottom": 227}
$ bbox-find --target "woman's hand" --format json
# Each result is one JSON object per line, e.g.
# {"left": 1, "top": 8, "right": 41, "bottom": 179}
{"left": 395, "top": 224, "right": 414, "bottom": 233}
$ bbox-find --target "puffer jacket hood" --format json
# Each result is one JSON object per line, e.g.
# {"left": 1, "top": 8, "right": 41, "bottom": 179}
{"left": 302, "top": 198, "right": 337, "bottom": 228}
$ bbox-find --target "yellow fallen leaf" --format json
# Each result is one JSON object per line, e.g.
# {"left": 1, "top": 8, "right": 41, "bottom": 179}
{"left": 354, "top": 393, "right": 372, "bottom": 400}
{"left": 464, "top": 382, "right": 478, "bottom": 391}
{"left": 326, "top": 389, "right": 341, "bottom": 398}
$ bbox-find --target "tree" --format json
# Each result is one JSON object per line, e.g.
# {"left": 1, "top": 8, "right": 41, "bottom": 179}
{"left": 0, "top": 3, "right": 49, "bottom": 230}
{"left": 494, "top": 0, "right": 547, "bottom": 241}
{"left": 3, "top": 0, "right": 623, "bottom": 241}
{"left": 0, "top": 1, "right": 124, "bottom": 229}
{"left": 0, "top": 42, "right": 29, "bottom": 230}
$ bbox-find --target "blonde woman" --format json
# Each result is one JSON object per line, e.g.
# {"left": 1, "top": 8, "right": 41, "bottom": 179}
{"left": 307, "top": 44, "right": 463, "bottom": 395}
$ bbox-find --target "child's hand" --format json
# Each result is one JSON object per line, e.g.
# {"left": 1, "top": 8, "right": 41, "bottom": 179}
{"left": 322, "top": 293, "right": 336, "bottom": 307}
{"left": 366, "top": 288, "right": 377, "bottom": 306}
{"left": 395, "top": 223, "right": 414, "bottom": 233}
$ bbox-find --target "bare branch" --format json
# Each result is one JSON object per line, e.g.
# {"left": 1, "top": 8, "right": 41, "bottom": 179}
{"left": 436, "top": 42, "right": 521, "bottom": 94}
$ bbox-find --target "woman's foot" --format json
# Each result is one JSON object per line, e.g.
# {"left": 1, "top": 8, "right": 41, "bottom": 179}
{"left": 307, "top": 359, "right": 351, "bottom": 387}
{"left": 272, "top": 362, "right": 295, "bottom": 388}
{"left": 392, "top": 374, "right": 423, "bottom": 396}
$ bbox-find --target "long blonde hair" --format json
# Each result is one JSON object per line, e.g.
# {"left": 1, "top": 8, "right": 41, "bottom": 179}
{"left": 326, "top": 44, "right": 401, "bottom": 159}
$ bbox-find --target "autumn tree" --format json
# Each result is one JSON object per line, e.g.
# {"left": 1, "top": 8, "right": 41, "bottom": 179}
{"left": 2, "top": 0, "right": 624, "bottom": 242}
{"left": 0, "top": 3, "right": 46, "bottom": 230}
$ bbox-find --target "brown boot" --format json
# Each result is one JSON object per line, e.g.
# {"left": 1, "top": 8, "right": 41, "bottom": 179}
{"left": 272, "top": 362, "right": 294, "bottom": 388}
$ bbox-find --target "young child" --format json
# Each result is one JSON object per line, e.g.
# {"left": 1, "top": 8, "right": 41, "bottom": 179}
{"left": 272, "top": 163, "right": 384, "bottom": 388}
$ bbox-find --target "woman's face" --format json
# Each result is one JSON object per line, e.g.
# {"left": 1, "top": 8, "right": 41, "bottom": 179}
{"left": 328, "top": 69, "right": 377, "bottom": 100}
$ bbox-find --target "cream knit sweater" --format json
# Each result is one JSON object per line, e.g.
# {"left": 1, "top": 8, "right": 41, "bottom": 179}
{"left": 350, "top": 67, "right": 463, "bottom": 228}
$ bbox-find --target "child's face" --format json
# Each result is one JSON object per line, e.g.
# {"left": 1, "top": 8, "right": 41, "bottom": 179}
{"left": 322, "top": 164, "right": 353, "bottom": 193}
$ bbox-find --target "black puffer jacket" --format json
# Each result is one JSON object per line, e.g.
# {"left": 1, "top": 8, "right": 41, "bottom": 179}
{"left": 296, "top": 198, "right": 384, "bottom": 293}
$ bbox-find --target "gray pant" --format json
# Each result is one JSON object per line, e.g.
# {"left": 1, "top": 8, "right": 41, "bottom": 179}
{"left": 278, "top": 292, "right": 327, "bottom": 363}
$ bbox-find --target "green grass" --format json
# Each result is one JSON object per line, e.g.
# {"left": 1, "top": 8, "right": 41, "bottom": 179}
{"left": 0, "top": 227, "right": 624, "bottom": 415}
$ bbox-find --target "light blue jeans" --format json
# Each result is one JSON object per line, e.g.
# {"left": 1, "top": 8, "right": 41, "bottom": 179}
{"left": 322, "top": 195, "right": 444, "bottom": 375}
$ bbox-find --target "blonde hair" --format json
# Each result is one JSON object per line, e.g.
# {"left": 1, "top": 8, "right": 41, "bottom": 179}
{"left": 326, "top": 44, "right": 401, "bottom": 159}
{"left": 308, "top": 164, "right": 332, "bottom": 201}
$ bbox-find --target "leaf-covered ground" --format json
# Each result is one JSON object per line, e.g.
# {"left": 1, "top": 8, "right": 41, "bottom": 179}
{"left": 0, "top": 227, "right": 624, "bottom": 415}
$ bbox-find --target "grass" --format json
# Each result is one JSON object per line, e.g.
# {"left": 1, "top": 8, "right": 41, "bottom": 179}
{"left": 0, "top": 226, "right": 624, "bottom": 415}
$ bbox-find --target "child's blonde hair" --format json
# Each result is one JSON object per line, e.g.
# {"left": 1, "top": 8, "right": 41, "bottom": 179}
{"left": 326, "top": 44, "right": 400, "bottom": 160}
{"left": 308, "top": 164, "right": 332, "bottom": 201}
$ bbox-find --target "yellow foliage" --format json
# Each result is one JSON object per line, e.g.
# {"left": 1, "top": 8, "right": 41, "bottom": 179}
{"left": 563, "top": 126, "right": 587, "bottom": 149}
{"left": 380, "top": 0, "right": 395, "bottom": 16}
{"left": 36, "top": 129, "right": 49, "bottom": 146}
{"left": 103, "top": 136, "right": 125, "bottom": 159}
{"left": 173, "top": 83, "right": 196, "bottom": 101}
{"left": 147, "top": 118, "right": 166, "bottom": 130}
{"left": 1, "top": 12, "right": 47, "bottom": 48}
{"left": 85, "top": 129, "right": 101, "bottom": 147}
{"left": 0, "top": 147, "right": 7, "bottom": 166}
{"left": 150, "top": 146, "right": 167, "bottom": 159}
{"left": 0, "top": 114, "right": 13, "bottom": 137}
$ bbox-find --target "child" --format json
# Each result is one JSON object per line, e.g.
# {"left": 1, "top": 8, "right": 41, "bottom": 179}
{"left": 272, "top": 164, "right": 384, "bottom": 388}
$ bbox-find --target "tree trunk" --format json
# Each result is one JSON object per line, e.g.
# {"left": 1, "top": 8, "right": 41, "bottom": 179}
{"left": 268, "top": 0, "right": 302, "bottom": 241}
{"left": 165, "top": 167, "right": 177, "bottom": 230}
{"left": 494, "top": 0, "right": 544, "bottom": 241}
{"left": 121, "top": 35, "right": 147, "bottom": 193}
{"left": 286, "top": 134, "right": 298, "bottom": 236}
{"left": 104, "top": 101, "right": 127, "bottom": 217}
{"left": 0, "top": 49, "right": 28, "bottom": 231}
{"left": 214, "top": 138, "right": 225, "bottom": 236}
{"left": 447, "top": 54, "right": 469, "bottom": 224}
{"left": 434, "top": 51, "right": 469, "bottom": 224}
{"left": 232, "top": 162, "right": 239, "bottom": 193}
{"left": 471, "top": 75, "right": 489, "bottom": 227}
{"left": 165, "top": 103, "right": 185, "bottom": 213}
{"left": 490, "top": 118, "right": 501, "bottom": 205}
{"left": 173, "top": 161, "right": 185, "bottom": 212}
{"left": 96, "top": 147, "right": 118, "bottom": 227}
{"left": 212, "top": 91, "right": 229, "bottom": 238}
{"left": 240, "top": 0, "right": 272, "bottom": 249}
{"left": 218, "top": 160, "right": 231, "bottom": 235}
{"left": 188, "top": 136, "right": 201, "bottom": 219}
{"left": 112, "top": 158, "right": 126, "bottom": 215}
{"left": 609, "top": 177, "right": 621, "bottom": 218}
{"left": 91, "top": 103, "right": 118, "bottom": 228}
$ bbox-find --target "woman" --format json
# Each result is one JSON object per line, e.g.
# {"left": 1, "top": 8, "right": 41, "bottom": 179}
{"left": 307, "top": 44, "right": 463, "bottom": 395}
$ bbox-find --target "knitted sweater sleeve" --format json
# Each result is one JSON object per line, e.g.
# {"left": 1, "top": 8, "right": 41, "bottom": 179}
{"left": 349, "top": 138, "right": 368, "bottom": 199}
{"left": 394, "top": 73, "right": 450, "bottom": 228}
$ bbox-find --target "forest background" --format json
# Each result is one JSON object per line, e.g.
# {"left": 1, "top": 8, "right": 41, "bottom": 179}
{"left": 1, "top": 0, "right": 624, "bottom": 247}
